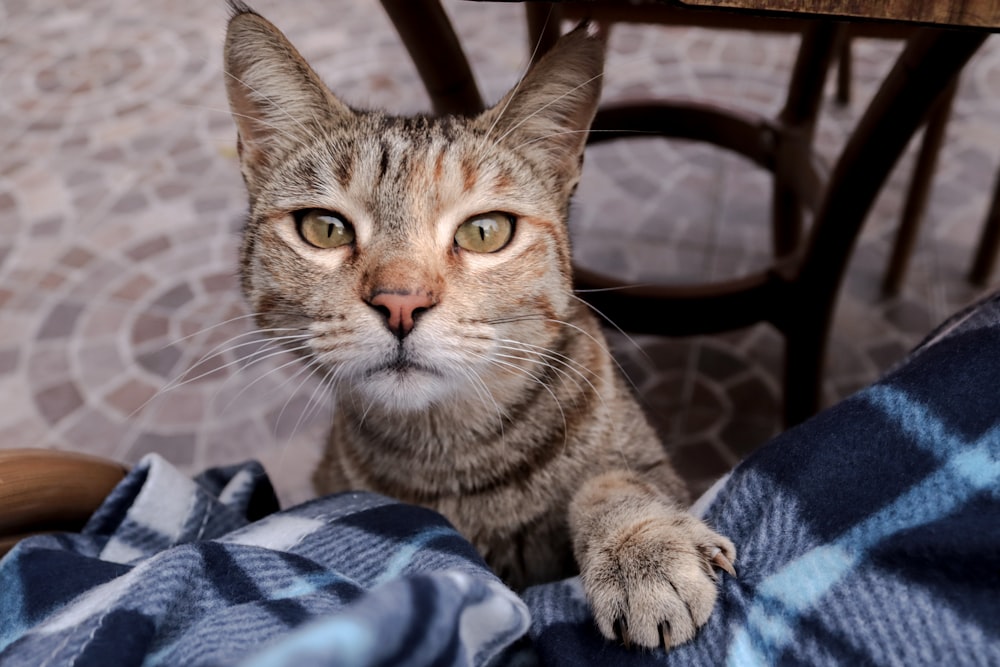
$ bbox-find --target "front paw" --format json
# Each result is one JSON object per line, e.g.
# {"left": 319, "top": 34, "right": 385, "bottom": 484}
{"left": 581, "top": 515, "right": 736, "bottom": 650}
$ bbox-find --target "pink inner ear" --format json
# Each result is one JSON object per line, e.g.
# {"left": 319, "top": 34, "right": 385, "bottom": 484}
{"left": 482, "top": 24, "right": 604, "bottom": 175}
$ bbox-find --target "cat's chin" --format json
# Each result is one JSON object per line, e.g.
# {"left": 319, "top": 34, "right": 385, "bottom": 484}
{"left": 354, "top": 363, "right": 458, "bottom": 413}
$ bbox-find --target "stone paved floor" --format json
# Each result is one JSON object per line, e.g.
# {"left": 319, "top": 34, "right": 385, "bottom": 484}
{"left": 2, "top": 0, "right": 998, "bottom": 504}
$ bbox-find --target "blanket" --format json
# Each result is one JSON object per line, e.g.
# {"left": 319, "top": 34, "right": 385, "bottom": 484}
{"left": 2, "top": 292, "right": 999, "bottom": 666}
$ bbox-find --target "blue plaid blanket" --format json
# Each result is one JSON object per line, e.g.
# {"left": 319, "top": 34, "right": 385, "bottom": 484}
{"left": 3, "top": 293, "right": 999, "bottom": 666}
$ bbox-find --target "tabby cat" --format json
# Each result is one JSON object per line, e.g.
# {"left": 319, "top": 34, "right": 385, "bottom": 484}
{"left": 224, "top": 2, "right": 735, "bottom": 650}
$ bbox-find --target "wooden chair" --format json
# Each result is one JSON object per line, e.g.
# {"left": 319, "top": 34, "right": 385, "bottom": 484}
{"left": 381, "top": 0, "right": 846, "bottom": 425}
{"left": 0, "top": 449, "right": 127, "bottom": 557}
{"left": 837, "top": 31, "right": 999, "bottom": 294}
{"left": 380, "top": 0, "right": 978, "bottom": 426}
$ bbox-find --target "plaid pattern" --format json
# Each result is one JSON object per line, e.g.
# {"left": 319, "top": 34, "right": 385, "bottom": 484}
{"left": 0, "top": 459, "right": 529, "bottom": 666}
{"left": 2, "top": 292, "right": 999, "bottom": 666}
{"left": 525, "top": 292, "right": 1000, "bottom": 665}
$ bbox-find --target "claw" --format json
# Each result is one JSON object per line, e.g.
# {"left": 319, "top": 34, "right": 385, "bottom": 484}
{"left": 711, "top": 549, "right": 737, "bottom": 578}
{"left": 658, "top": 622, "right": 671, "bottom": 651}
{"left": 613, "top": 616, "right": 631, "bottom": 649}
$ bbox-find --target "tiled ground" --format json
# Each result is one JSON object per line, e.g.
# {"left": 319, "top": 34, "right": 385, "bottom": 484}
{"left": 2, "top": 0, "right": 998, "bottom": 504}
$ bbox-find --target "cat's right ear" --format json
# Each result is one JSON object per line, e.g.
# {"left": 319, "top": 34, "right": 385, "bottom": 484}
{"left": 480, "top": 23, "right": 605, "bottom": 195}
{"left": 224, "top": 3, "right": 350, "bottom": 182}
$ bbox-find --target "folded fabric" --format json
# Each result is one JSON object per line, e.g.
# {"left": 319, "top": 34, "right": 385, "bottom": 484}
{"left": 2, "top": 291, "right": 999, "bottom": 666}
{"left": 0, "top": 457, "right": 530, "bottom": 666}
{"left": 525, "top": 292, "right": 1000, "bottom": 666}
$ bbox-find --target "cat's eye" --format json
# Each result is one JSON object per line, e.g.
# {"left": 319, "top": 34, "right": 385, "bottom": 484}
{"left": 295, "top": 209, "right": 355, "bottom": 249}
{"left": 454, "top": 212, "right": 514, "bottom": 253}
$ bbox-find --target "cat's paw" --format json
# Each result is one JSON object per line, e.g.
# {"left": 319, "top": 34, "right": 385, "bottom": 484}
{"left": 581, "top": 515, "right": 736, "bottom": 650}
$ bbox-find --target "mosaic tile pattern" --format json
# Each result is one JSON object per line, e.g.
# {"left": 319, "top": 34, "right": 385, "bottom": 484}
{"left": 2, "top": 0, "right": 997, "bottom": 503}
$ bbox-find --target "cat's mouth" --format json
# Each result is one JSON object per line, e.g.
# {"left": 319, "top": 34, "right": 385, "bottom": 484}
{"left": 365, "top": 353, "right": 441, "bottom": 379}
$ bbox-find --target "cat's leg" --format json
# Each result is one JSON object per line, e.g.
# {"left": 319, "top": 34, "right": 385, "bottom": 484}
{"left": 569, "top": 469, "right": 736, "bottom": 650}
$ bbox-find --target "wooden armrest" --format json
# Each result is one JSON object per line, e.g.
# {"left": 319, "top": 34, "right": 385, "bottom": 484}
{"left": 0, "top": 449, "right": 128, "bottom": 556}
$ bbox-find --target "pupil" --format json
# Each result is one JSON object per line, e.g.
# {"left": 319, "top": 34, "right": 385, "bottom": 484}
{"left": 479, "top": 224, "right": 487, "bottom": 241}
{"left": 326, "top": 223, "right": 334, "bottom": 238}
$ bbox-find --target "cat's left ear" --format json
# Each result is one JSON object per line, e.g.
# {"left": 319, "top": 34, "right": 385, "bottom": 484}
{"left": 224, "top": 4, "right": 351, "bottom": 183}
{"left": 481, "top": 23, "right": 605, "bottom": 190}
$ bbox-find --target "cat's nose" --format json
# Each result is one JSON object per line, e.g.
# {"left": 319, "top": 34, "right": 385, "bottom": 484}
{"left": 367, "top": 290, "right": 436, "bottom": 339}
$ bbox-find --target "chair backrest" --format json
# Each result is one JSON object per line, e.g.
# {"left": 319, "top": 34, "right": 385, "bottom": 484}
{"left": 0, "top": 449, "right": 127, "bottom": 556}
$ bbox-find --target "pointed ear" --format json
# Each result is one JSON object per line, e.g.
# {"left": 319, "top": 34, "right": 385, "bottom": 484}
{"left": 481, "top": 23, "right": 605, "bottom": 186}
{"left": 224, "top": 4, "right": 350, "bottom": 180}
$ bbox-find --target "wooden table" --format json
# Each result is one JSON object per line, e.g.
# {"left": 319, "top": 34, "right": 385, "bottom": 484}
{"left": 382, "top": 0, "right": 994, "bottom": 424}
{"left": 679, "top": 0, "right": 1000, "bottom": 29}
{"left": 662, "top": 0, "right": 995, "bottom": 418}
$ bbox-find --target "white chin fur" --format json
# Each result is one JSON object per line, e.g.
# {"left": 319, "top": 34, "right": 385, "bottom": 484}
{"left": 356, "top": 367, "right": 461, "bottom": 412}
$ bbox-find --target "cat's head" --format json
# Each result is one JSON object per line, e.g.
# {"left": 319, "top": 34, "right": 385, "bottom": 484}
{"left": 224, "top": 5, "right": 604, "bottom": 412}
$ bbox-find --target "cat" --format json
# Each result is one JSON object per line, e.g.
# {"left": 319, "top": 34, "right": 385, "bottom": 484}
{"left": 223, "top": 1, "right": 736, "bottom": 651}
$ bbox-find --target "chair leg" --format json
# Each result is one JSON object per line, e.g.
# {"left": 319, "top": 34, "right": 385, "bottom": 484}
{"left": 788, "top": 30, "right": 983, "bottom": 425}
{"left": 782, "top": 316, "right": 826, "bottom": 426}
{"left": 526, "top": 2, "right": 563, "bottom": 62}
{"left": 835, "top": 33, "right": 852, "bottom": 106}
{"left": 882, "top": 77, "right": 958, "bottom": 296}
{"left": 379, "top": 0, "right": 484, "bottom": 115}
{"left": 969, "top": 169, "right": 1000, "bottom": 286}
{"left": 771, "top": 22, "right": 842, "bottom": 258}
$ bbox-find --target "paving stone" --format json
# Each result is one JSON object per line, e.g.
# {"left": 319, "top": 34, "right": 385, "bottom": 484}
{"left": 0, "top": 348, "right": 20, "bottom": 376}
{"left": 131, "top": 313, "right": 170, "bottom": 346}
{"left": 127, "top": 431, "right": 196, "bottom": 466}
{"left": 126, "top": 235, "right": 171, "bottom": 261}
{"left": 34, "top": 381, "right": 84, "bottom": 425}
{"left": 152, "top": 283, "right": 195, "bottom": 311}
{"left": 36, "top": 301, "right": 85, "bottom": 340}
{"left": 104, "top": 377, "right": 159, "bottom": 417}
{"left": 136, "top": 345, "right": 182, "bottom": 378}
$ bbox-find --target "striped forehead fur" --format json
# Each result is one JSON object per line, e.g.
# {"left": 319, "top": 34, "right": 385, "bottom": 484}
{"left": 246, "top": 114, "right": 564, "bottom": 244}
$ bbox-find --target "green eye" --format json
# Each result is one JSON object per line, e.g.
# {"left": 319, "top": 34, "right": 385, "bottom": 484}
{"left": 295, "top": 209, "right": 355, "bottom": 249}
{"left": 455, "top": 212, "right": 514, "bottom": 253}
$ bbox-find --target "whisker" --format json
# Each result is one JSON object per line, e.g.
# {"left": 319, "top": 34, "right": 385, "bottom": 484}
{"left": 497, "top": 338, "right": 600, "bottom": 380}
{"left": 492, "top": 69, "right": 606, "bottom": 148}
{"left": 357, "top": 393, "right": 377, "bottom": 433}
{"left": 292, "top": 355, "right": 351, "bottom": 441}
{"left": 480, "top": 312, "right": 638, "bottom": 391}
{"left": 567, "top": 293, "right": 652, "bottom": 365}
{"left": 221, "top": 68, "right": 314, "bottom": 137}
{"left": 495, "top": 343, "right": 626, "bottom": 472}
{"left": 128, "top": 333, "right": 314, "bottom": 419}
{"left": 182, "top": 330, "right": 310, "bottom": 376}
{"left": 275, "top": 355, "right": 331, "bottom": 442}
{"left": 173, "top": 102, "right": 301, "bottom": 145}
{"left": 483, "top": 2, "right": 555, "bottom": 140}
{"left": 273, "top": 362, "right": 336, "bottom": 478}
{"left": 294, "top": 363, "right": 341, "bottom": 438}
{"left": 162, "top": 310, "right": 292, "bottom": 348}
{"left": 573, "top": 283, "right": 655, "bottom": 293}
{"left": 455, "top": 364, "right": 507, "bottom": 444}
{"left": 496, "top": 341, "right": 619, "bottom": 430}
{"left": 272, "top": 353, "right": 324, "bottom": 423}
{"left": 511, "top": 128, "right": 656, "bottom": 152}
{"left": 495, "top": 344, "right": 614, "bottom": 421}
{"left": 469, "top": 350, "right": 568, "bottom": 451}
{"left": 169, "top": 333, "right": 312, "bottom": 392}
{"left": 492, "top": 348, "right": 585, "bottom": 395}
{"left": 480, "top": 314, "right": 549, "bottom": 326}
{"left": 539, "top": 316, "right": 646, "bottom": 396}
{"left": 216, "top": 344, "right": 316, "bottom": 415}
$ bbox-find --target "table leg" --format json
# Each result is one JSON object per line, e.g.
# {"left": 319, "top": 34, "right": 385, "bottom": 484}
{"left": 786, "top": 29, "right": 985, "bottom": 425}
{"left": 882, "top": 78, "right": 959, "bottom": 296}
{"left": 379, "top": 0, "right": 484, "bottom": 115}
{"left": 969, "top": 170, "right": 1000, "bottom": 286}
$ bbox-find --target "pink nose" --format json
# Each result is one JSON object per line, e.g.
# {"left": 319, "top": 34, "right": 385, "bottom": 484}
{"left": 368, "top": 290, "right": 436, "bottom": 339}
